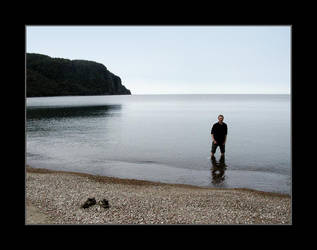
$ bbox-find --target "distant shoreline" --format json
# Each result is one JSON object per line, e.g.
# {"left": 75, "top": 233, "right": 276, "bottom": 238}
{"left": 26, "top": 93, "right": 290, "bottom": 98}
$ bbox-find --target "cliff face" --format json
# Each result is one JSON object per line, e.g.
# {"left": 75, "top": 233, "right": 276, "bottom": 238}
{"left": 26, "top": 53, "right": 131, "bottom": 97}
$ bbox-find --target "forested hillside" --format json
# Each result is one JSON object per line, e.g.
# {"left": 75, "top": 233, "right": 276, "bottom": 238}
{"left": 26, "top": 53, "right": 131, "bottom": 97}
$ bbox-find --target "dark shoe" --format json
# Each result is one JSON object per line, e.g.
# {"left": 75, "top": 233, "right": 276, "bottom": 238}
{"left": 99, "top": 199, "right": 110, "bottom": 209}
{"left": 81, "top": 197, "right": 96, "bottom": 209}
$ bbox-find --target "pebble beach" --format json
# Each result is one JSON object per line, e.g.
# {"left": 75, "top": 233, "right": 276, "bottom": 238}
{"left": 26, "top": 166, "right": 291, "bottom": 225}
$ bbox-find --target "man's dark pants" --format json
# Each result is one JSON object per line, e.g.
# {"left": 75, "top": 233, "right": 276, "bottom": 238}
{"left": 211, "top": 142, "right": 225, "bottom": 154}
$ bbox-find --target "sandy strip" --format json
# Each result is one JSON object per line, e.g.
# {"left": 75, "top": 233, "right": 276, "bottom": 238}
{"left": 25, "top": 166, "right": 291, "bottom": 225}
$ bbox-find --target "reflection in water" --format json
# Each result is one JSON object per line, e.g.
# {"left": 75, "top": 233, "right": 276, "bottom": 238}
{"left": 210, "top": 155, "right": 227, "bottom": 185}
{"left": 27, "top": 104, "right": 122, "bottom": 120}
{"left": 26, "top": 95, "right": 290, "bottom": 194}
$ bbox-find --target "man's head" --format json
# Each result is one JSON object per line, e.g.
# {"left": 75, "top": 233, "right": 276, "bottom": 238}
{"left": 218, "top": 114, "right": 224, "bottom": 123}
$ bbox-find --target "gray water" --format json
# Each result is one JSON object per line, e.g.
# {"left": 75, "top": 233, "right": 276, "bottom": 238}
{"left": 26, "top": 94, "right": 291, "bottom": 194}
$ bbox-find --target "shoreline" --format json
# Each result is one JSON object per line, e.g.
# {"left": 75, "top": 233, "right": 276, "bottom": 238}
{"left": 26, "top": 166, "right": 290, "bottom": 198}
{"left": 26, "top": 166, "right": 291, "bottom": 224}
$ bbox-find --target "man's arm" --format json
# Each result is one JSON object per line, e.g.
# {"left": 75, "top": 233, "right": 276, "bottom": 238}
{"left": 211, "top": 134, "right": 217, "bottom": 144}
{"left": 211, "top": 125, "right": 217, "bottom": 144}
{"left": 223, "top": 124, "right": 228, "bottom": 145}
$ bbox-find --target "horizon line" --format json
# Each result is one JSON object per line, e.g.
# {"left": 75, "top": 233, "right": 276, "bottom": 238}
{"left": 130, "top": 93, "right": 291, "bottom": 95}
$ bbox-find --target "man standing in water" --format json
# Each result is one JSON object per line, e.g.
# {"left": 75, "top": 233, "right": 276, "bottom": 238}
{"left": 211, "top": 114, "right": 228, "bottom": 160}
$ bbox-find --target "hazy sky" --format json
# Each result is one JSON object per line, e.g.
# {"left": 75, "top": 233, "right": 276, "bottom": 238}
{"left": 26, "top": 25, "right": 291, "bottom": 94}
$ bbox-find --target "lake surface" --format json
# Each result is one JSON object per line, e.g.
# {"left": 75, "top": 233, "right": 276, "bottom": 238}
{"left": 26, "top": 94, "right": 291, "bottom": 194}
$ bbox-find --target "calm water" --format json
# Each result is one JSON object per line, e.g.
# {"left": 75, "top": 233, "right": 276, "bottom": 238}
{"left": 26, "top": 94, "right": 291, "bottom": 194}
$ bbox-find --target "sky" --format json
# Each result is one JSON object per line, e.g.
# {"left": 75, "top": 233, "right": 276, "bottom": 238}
{"left": 26, "top": 25, "right": 291, "bottom": 94}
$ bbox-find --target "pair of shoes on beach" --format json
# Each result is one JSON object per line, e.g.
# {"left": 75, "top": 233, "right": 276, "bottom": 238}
{"left": 81, "top": 197, "right": 110, "bottom": 209}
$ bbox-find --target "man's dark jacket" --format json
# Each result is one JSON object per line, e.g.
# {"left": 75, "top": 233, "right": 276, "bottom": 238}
{"left": 211, "top": 122, "right": 228, "bottom": 143}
